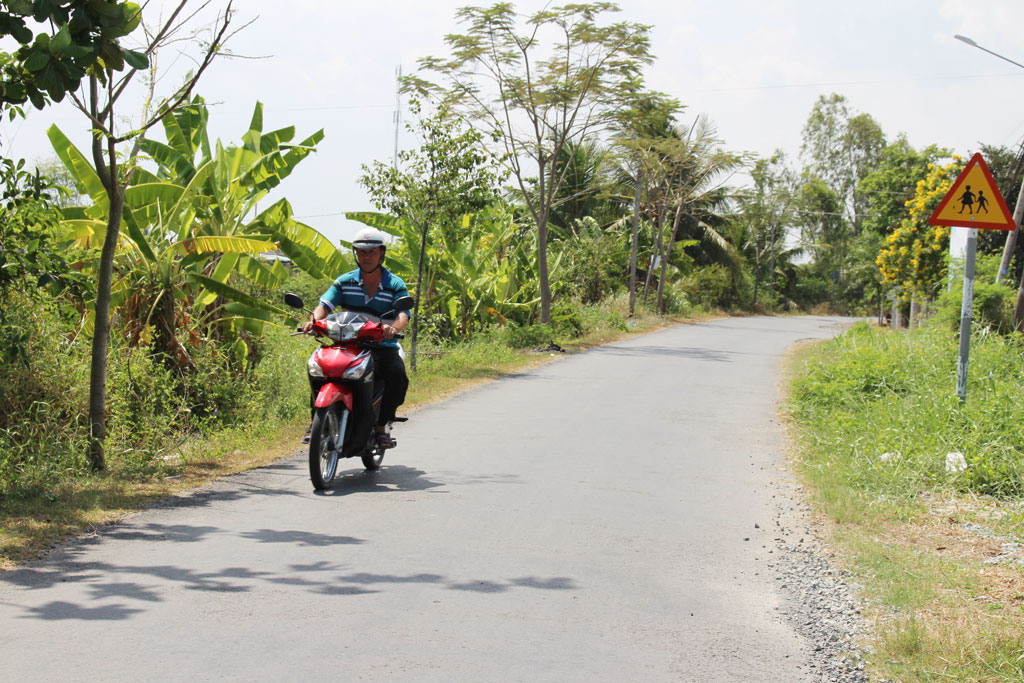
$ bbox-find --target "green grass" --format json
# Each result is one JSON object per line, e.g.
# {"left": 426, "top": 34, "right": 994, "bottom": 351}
{"left": 790, "top": 321, "right": 1024, "bottom": 510}
{"left": 787, "top": 320, "right": 1024, "bottom": 681}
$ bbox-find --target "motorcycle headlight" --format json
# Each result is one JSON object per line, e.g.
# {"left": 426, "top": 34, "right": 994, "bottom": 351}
{"left": 307, "top": 350, "right": 325, "bottom": 378}
{"left": 325, "top": 319, "right": 363, "bottom": 341}
{"left": 343, "top": 356, "right": 369, "bottom": 380}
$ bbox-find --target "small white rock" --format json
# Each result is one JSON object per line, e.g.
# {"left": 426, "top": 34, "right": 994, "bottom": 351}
{"left": 945, "top": 452, "right": 968, "bottom": 473}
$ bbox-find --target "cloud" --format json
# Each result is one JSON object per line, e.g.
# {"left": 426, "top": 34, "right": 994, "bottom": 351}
{"left": 939, "top": 0, "right": 1024, "bottom": 49}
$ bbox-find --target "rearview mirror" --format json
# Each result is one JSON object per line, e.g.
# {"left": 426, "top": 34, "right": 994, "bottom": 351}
{"left": 392, "top": 296, "right": 415, "bottom": 313}
{"left": 283, "top": 292, "right": 305, "bottom": 310}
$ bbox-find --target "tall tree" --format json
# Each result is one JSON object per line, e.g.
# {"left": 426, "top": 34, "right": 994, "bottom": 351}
{"left": 360, "top": 100, "right": 504, "bottom": 367}
{"left": 404, "top": 2, "right": 653, "bottom": 323}
{"left": 857, "top": 136, "right": 948, "bottom": 237}
{"left": 794, "top": 173, "right": 847, "bottom": 298}
{"left": 610, "top": 90, "right": 682, "bottom": 315}
{"left": 546, "top": 138, "right": 612, "bottom": 235}
{"left": 876, "top": 156, "right": 963, "bottom": 304}
{"left": 63, "top": 0, "right": 238, "bottom": 471}
{"left": 651, "top": 115, "right": 743, "bottom": 313}
{"left": 800, "top": 93, "right": 885, "bottom": 233}
{"left": 738, "top": 151, "right": 795, "bottom": 307}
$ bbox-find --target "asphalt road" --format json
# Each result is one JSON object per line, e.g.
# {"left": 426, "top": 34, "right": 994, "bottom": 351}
{"left": 0, "top": 315, "right": 848, "bottom": 682}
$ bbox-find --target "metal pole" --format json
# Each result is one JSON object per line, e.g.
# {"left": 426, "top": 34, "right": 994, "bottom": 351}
{"left": 628, "top": 167, "right": 640, "bottom": 317}
{"left": 956, "top": 230, "right": 978, "bottom": 402}
{"left": 393, "top": 65, "right": 402, "bottom": 172}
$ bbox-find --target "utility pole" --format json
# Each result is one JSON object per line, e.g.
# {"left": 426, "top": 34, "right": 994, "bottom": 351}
{"left": 628, "top": 167, "right": 641, "bottom": 317}
{"left": 393, "top": 65, "right": 402, "bottom": 171}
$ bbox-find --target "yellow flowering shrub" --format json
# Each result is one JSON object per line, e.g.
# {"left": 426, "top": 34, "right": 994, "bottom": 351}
{"left": 877, "top": 157, "right": 963, "bottom": 300}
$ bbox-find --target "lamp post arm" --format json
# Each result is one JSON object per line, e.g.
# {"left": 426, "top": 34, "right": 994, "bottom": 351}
{"left": 954, "top": 34, "right": 1024, "bottom": 70}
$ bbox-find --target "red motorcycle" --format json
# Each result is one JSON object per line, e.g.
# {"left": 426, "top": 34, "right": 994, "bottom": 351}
{"left": 285, "top": 293, "right": 414, "bottom": 490}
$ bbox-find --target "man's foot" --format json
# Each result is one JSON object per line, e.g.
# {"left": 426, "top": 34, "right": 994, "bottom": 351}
{"left": 301, "top": 427, "right": 312, "bottom": 444}
{"left": 374, "top": 430, "right": 396, "bottom": 449}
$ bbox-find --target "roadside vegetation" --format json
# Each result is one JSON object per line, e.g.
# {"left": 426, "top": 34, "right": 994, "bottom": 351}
{"left": 788, "top": 299, "right": 1024, "bottom": 680}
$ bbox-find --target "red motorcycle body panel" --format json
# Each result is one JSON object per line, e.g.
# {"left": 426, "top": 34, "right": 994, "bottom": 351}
{"left": 316, "top": 345, "right": 361, "bottom": 377}
{"left": 315, "top": 382, "right": 353, "bottom": 411}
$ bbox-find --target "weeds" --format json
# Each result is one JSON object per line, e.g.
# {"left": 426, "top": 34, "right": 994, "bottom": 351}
{"left": 788, "top": 320, "right": 1024, "bottom": 681}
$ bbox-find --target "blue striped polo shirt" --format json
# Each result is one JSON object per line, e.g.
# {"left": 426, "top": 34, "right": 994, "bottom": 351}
{"left": 319, "top": 267, "right": 410, "bottom": 349}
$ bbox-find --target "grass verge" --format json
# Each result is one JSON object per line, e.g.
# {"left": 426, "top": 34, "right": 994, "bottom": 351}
{"left": 0, "top": 306, "right": 690, "bottom": 570}
{"left": 785, "top": 322, "right": 1024, "bottom": 682}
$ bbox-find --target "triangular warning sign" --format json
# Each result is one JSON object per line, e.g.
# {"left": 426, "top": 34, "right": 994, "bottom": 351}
{"left": 929, "top": 153, "right": 1016, "bottom": 230}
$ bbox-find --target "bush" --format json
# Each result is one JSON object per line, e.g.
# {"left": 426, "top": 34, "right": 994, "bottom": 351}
{"left": 0, "top": 291, "right": 91, "bottom": 495}
{"left": 933, "top": 280, "right": 1015, "bottom": 334}
{"left": 680, "top": 264, "right": 741, "bottom": 311}
{"left": 0, "top": 280, "right": 312, "bottom": 494}
{"left": 554, "top": 223, "right": 627, "bottom": 304}
{"left": 499, "top": 323, "right": 556, "bottom": 349}
{"left": 579, "top": 305, "right": 629, "bottom": 334}
{"left": 550, "top": 299, "right": 584, "bottom": 338}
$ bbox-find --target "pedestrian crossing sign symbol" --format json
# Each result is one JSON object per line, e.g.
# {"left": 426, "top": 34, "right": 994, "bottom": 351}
{"left": 929, "top": 153, "right": 1016, "bottom": 230}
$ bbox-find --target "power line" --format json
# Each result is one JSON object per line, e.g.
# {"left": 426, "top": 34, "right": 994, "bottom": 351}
{"left": 692, "top": 71, "right": 1024, "bottom": 94}
{"left": 277, "top": 103, "right": 393, "bottom": 112}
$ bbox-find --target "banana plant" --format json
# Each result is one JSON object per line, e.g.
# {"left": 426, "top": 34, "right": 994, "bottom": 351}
{"left": 46, "top": 97, "right": 326, "bottom": 364}
{"left": 347, "top": 208, "right": 551, "bottom": 335}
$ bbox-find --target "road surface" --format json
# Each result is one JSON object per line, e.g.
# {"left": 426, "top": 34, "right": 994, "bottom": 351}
{"left": 0, "top": 316, "right": 848, "bottom": 682}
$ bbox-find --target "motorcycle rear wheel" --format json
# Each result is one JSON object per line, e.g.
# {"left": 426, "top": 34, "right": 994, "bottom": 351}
{"left": 361, "top": 442, "right": 384, "bottom": 471}
{"left": 309, "top": 405, "right": 343, "bottom": 490}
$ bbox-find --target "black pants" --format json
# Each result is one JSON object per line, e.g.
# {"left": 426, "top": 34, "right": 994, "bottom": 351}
{"left": 309, "top": 348, "right": 408, "bottom": 427}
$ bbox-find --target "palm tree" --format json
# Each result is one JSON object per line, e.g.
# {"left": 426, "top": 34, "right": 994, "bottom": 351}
{"left": 650, "top": 115, "right": 746, "bottom": 312}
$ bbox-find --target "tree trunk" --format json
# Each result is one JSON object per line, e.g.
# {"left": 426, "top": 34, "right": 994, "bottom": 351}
{"left": 997, "top": 174, "right": 1024, "bottom": 284}
{"left": 642, "top": 254, "right": 654, "bottom": 305}
{"left": 538, "top": 210, "right": 551, "bottom": 324}
{"left": 87, "top": 184, "right": 124, "bottom": 471}
{"left": 752, "top": 257, "right": 761, "bottom": 308}
{"left": 655, "top": 249, "right": 669, "bottom": 314}
{"left": 655, "top": 206, "right": 671, "bottom": 313}
{"left": 628, "top": 169, "right": 641, "bottom": 317}
{"left": 644, "top": 200, "right": 664, "bottom": 307}
{"left": 409, "top": 217, "right": 428, "bottom": 372}
{"left": 1015, "top": 277, "right": 1024, "bottom": 332}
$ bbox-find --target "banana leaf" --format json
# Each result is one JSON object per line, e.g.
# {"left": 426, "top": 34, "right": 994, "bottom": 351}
{"left": 47, "top": 124, "right": 109, "bottom": 211}
{"left": 168, "top": 235, "right": 277, "bottom": 257}
{"left": 187, "top": 273, "right": 289, "bottom": 316}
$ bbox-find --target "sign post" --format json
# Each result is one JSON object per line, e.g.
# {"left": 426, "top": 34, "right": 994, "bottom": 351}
{"left": 929, "top": 152, "right": 1017, "bottom": 402}
{"left": 956, "top": 231, "right": 977, "bottom": 401}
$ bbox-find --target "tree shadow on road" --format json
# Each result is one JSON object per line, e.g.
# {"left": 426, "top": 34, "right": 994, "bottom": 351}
{"left": 591, "top": 345, "right": 737, "bottom": 362}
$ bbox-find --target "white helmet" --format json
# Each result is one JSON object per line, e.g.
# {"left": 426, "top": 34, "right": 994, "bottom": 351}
{"left": 351, "top": 227, "right": 388, "bottom": 251}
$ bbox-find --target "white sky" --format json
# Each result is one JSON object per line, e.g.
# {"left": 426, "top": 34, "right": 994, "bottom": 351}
{"left": 3, "top": 0, "right": 1023, "bottom": 245}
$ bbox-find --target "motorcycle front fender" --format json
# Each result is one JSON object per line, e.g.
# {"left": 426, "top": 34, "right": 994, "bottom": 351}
{"left": 315, "top": 382, "right": 354, "bottom": 411}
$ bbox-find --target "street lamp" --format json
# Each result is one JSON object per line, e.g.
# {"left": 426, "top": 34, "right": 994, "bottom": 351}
{"left": 954, "top": 34, "right": 1024, "bottom": 70}
{"left": 953, "top": 34, "right": 1024, "bottom": 285}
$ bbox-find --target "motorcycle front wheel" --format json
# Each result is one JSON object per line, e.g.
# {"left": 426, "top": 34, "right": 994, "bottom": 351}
{"left": 309, "top": 405, "right": 343, "bottom": 490}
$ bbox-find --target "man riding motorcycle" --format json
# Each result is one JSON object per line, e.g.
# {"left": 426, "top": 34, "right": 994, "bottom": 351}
{"left": 301, "top": 227, "right": 410, "bottom": 448}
